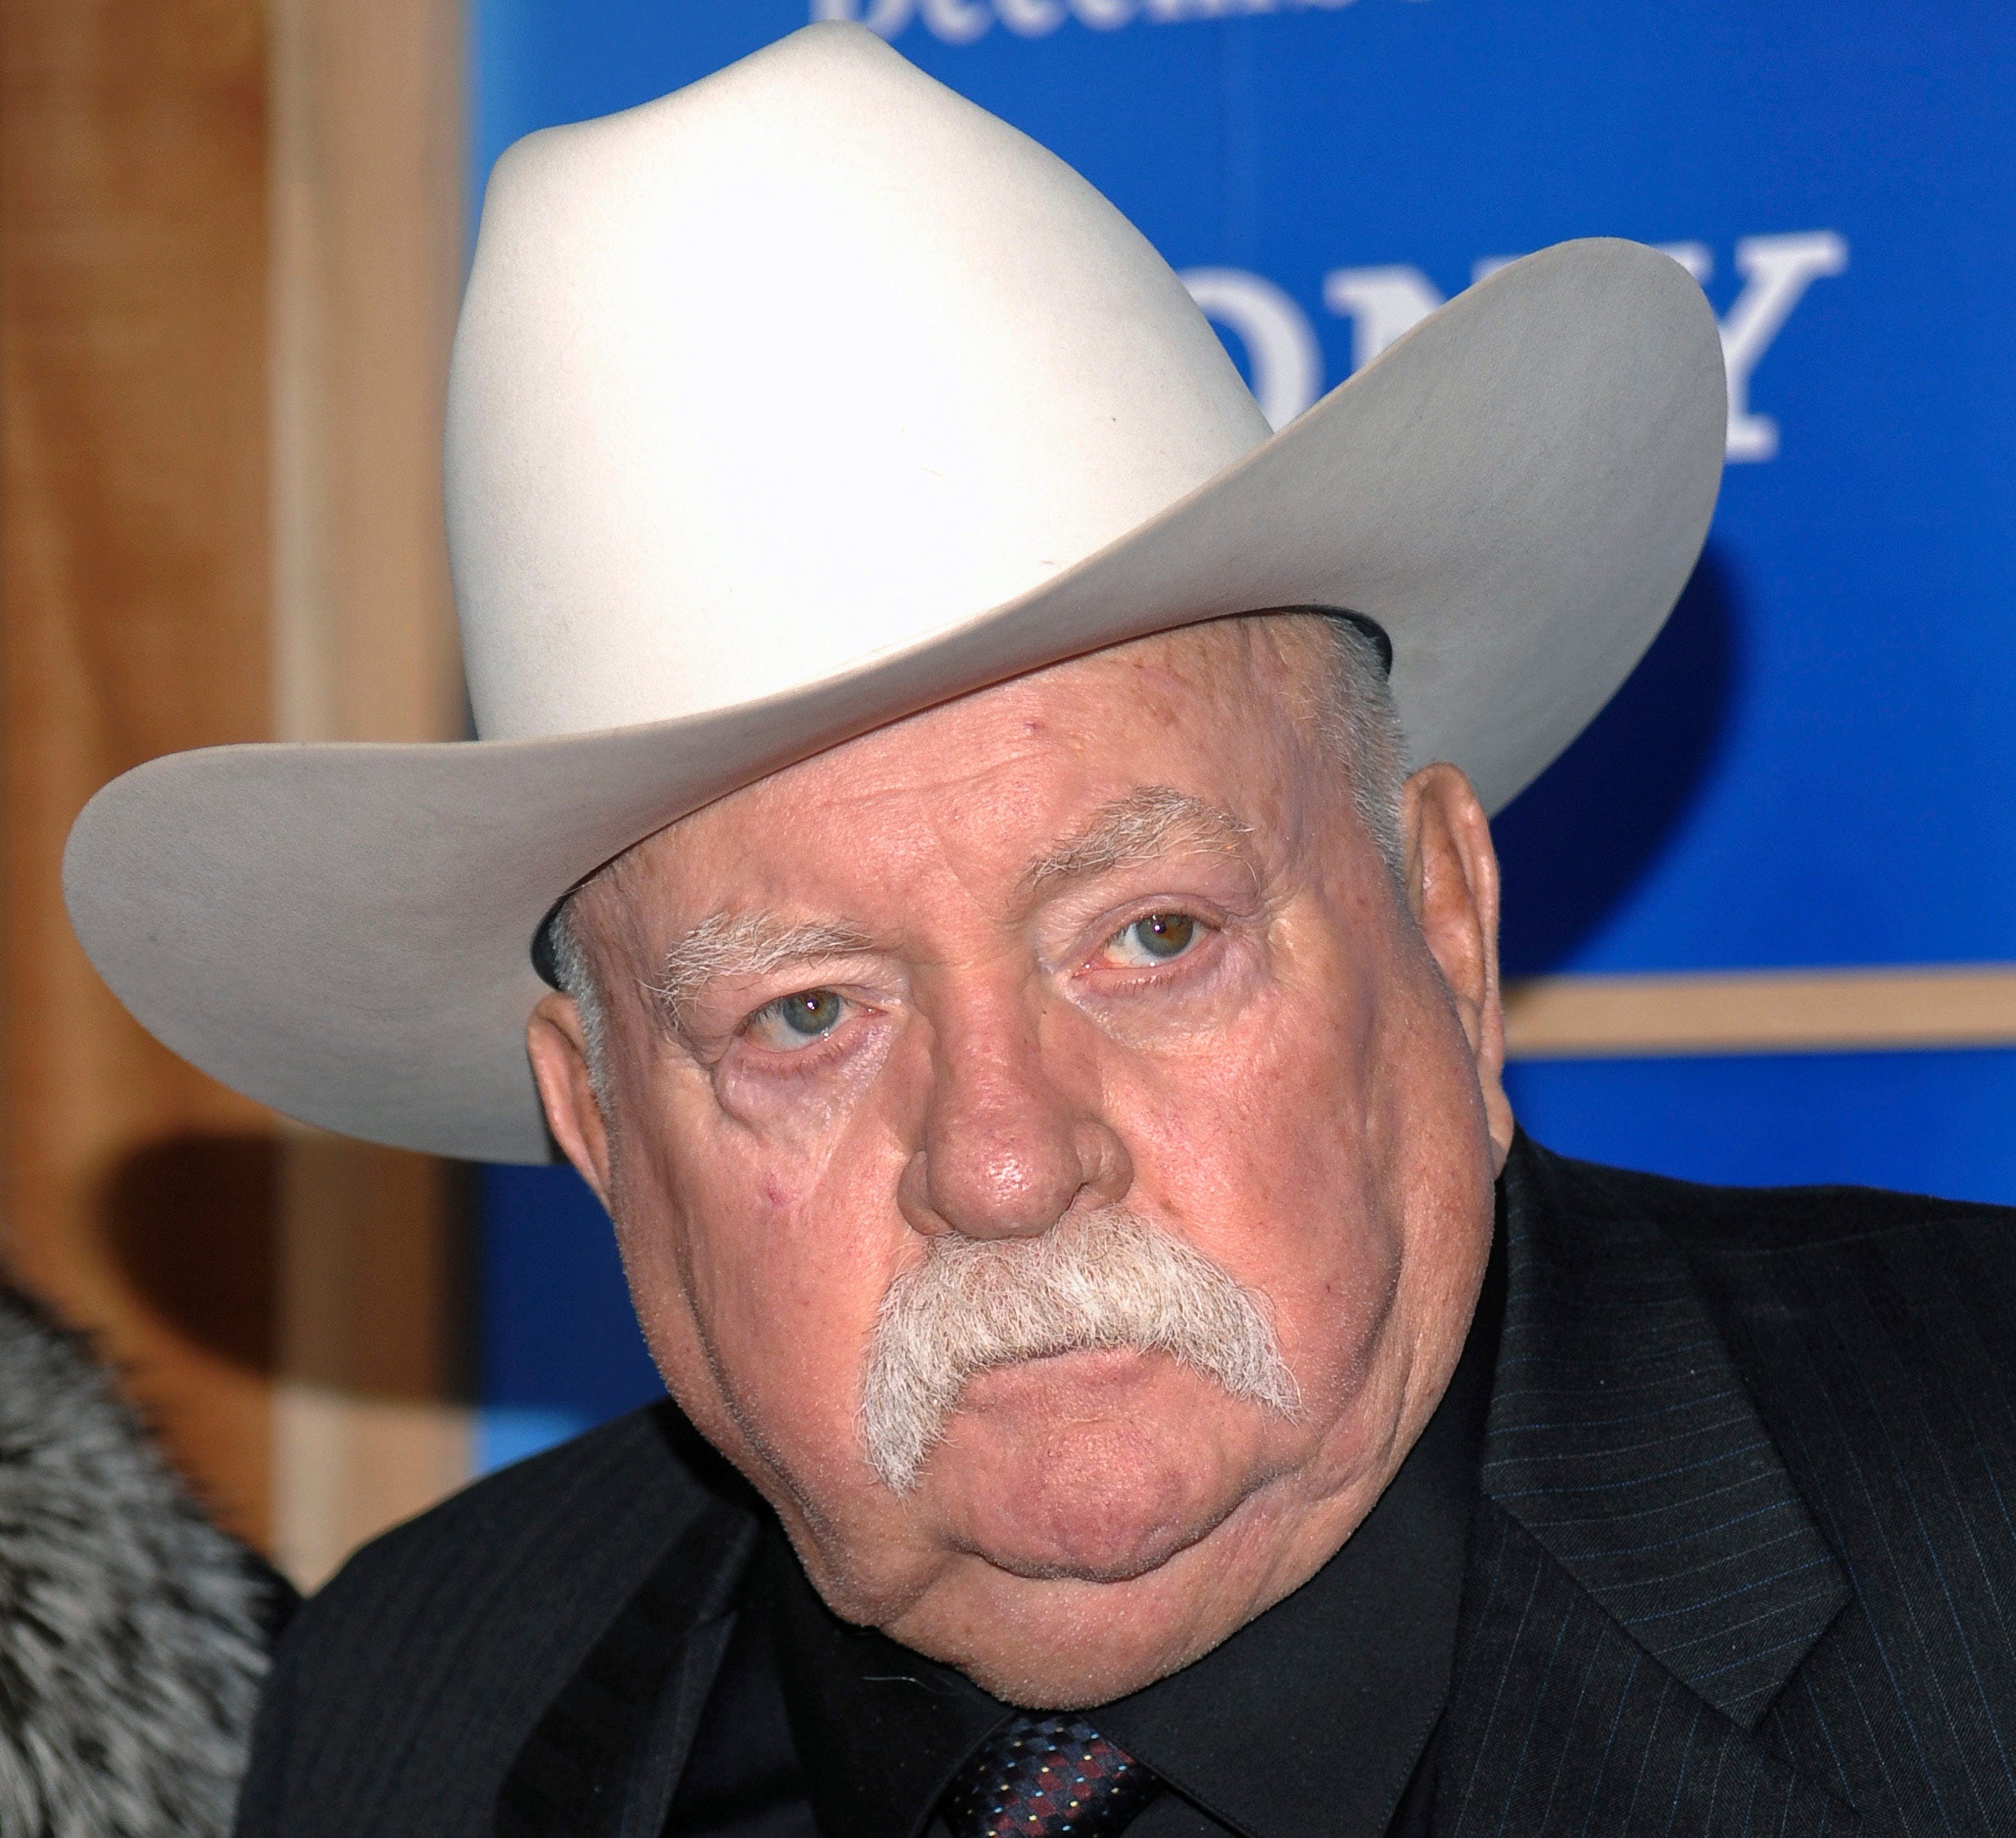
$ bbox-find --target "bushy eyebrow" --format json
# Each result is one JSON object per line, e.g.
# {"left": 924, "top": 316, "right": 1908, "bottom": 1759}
{"left": 1021, "top": 787, "right": 1253, "bottom": 894}
{"left": 644, "top": 789, "right": 1245, "bottom": 1030}
{"left": 646, "top": 911, "right": 876, "bottom": 1031}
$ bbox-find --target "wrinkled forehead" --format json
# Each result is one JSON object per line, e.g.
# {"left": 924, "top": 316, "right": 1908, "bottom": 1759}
{"left": 576, "top": 616, "right": 1337, "bottom": 935}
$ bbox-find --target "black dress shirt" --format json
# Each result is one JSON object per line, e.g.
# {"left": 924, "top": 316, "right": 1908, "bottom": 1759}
{"left": 666, "top": 1228, "right": 1503, "bottom": 1838}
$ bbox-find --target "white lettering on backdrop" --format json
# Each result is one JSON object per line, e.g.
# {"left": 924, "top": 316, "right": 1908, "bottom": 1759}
{"left": 1200, "top": 235, "right": 1846, "bottom": 453}
{"left": 812, "top": 0, "right": 1387, "bottom": 38}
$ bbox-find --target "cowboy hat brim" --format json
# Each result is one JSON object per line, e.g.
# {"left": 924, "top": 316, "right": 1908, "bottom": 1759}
{"left": 63, "top": 238, "right": 1723, "bottom": 1163}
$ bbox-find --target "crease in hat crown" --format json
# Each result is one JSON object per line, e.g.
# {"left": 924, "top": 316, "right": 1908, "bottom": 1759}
{"left": 448, "top": 21, "right": 1270, "bottom": 745}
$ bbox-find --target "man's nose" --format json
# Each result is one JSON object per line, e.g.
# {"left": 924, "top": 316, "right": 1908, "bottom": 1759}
{"left": 897, "top": 1004, "right": 1132, "bottom": 1242}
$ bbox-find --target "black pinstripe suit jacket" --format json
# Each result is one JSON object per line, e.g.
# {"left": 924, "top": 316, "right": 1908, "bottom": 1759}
{"left": 234, "top": 1137, "right": 2016, "bottom": 1836}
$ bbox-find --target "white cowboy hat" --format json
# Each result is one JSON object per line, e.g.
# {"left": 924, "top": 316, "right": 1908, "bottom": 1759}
{"left": 63, "top": 22, "right": 1723, "bottom": 1164}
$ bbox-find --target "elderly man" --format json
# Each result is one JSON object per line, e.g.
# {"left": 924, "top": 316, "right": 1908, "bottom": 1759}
{"left": 66, "top": 23, "right": 2016, "bottom": 1838}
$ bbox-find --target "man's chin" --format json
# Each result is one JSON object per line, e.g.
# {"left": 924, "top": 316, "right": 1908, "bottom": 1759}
{"left": 918, "top": 1351, "right": 1265, "bottom": 1584}
{"left": 887, "top": 1489, "right": 1267, "bottom": 1710}
{"left": 954, "top": 1490, "right": 1221, "bottom": 1585}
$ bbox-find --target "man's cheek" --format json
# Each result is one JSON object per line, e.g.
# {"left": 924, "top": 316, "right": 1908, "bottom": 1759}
{"left": 1114, "top": 1053, "right": 1390, "bottom": 1376}
{"left": 652, "top": 1078, "right": 880, "bottom": 1284}
{"left": 630, "top": 1211, "right": 878, "bottom": 1497}
{"left": 679, "top": 1166, "right": 907, "bottom": 1427}
{"left": 1113, "top": 1014, "right": 1366, "bottom": 1233}
{"left": 711, "top": 1275, "right": 855, "bottom": 1432}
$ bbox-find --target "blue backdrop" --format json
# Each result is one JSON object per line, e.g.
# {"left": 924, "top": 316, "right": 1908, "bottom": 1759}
{"left": 468, "top": 0, "right": 2016, "bottom": 1468}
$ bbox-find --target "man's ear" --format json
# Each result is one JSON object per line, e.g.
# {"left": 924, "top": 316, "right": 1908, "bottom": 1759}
{"left": 527, "top": 993, "right": 617, "bottom": 1211}
{"left": 1400, "top": 761, "right": 1515, "bottom": 1172}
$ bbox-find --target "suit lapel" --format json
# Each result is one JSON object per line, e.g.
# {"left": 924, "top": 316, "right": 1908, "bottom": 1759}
{"left": 1436, "top": 1141, "right": 1857, "bottom": 1835}
{"left": 495, "top": 1497, "right": 756, "bottom": 1838}
{"left": 1440, "top": 1500, "right": 1858, "bottom": 1836}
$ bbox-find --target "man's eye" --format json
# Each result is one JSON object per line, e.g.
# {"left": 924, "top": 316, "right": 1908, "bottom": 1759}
{"left": 744, "top": 988, "right": 849, "bottom": 1051}
{"left": 1102, "top": 912, "right": 1200, "bottom": 968}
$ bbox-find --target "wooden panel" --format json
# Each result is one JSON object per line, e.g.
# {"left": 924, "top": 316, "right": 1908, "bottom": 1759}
{"left": 1504, "top": 964, "right": 2016, "bottom": 1059}
{"left": 0, "top": 0, "right": 279, "bottom": 1543}
{"left": 272, "top": 1139, "right": 467, "bottom": 1586}
{"left": 2, "top": 0, "right": 468, "bottom": 1576}
{"left": 267, "top": 0, "right": 470, "bottom": 1587}
{"left": 269, "top": 0, "right": 464, "bottom": 747}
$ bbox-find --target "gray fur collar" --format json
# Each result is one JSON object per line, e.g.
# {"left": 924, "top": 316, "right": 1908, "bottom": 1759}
{"left": 0, "top": 1287, "right": 277, "bottom": 1836}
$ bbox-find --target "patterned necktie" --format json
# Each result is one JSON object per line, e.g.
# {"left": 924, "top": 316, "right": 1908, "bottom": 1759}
{"left": 939, "top": 1712, "right": 1161, "bottom": 1838}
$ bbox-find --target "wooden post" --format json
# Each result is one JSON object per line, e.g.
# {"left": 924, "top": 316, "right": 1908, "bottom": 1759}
{"left": 266, "top": 0, "right": 469, "bottom": 1588}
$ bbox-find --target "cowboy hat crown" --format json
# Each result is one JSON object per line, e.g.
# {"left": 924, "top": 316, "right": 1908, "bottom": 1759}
{"left": 453, "top": 22, "right": 1269, "bottom": 744}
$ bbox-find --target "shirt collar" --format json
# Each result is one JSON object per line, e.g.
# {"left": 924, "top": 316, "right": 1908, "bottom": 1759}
{"left": 768, "top": 1216, "right": 1503, "bottom": 1838}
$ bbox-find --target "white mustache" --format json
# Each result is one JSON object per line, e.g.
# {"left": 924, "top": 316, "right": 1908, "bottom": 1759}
{"left": 858, "top": 1206, "right": 1301, "bottom": 1493}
